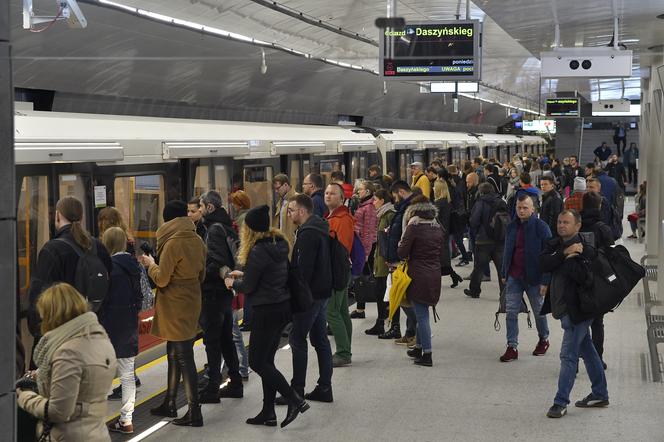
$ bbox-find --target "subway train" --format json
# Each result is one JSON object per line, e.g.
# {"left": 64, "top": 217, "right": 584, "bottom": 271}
{"left": 14, "top": 109, "right": 547, "bottom": 357}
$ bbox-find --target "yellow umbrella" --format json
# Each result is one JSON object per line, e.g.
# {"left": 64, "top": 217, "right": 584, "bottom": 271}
{"left": 388, "top": 261, "right": 412, "bottom": 324}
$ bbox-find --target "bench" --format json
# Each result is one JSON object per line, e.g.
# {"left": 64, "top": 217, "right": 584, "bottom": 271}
{"left": 640, "top": 255, "right": 662, "bottom": 382}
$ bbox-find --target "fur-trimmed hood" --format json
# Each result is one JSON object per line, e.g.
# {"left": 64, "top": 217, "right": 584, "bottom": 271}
{"left": 404, "top": 201, "right": 438, "bottom": 223}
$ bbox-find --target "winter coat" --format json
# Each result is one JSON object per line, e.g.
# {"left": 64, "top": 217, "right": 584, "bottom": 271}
{"left": 595, "top": 171, "right": 618, "bottom": 206}
{"left": 540, "top": 190, "right": 564, "bottom": 236}
{"left": 27, "top": 224, "right": 112, "bottom": 337}
{"left": 233, "top": 235, "right": 290, "bottom": 307}
{"left": 148, "top": 217, "right": 206, "bottom": 342}
{"left": 606, "top": 162, "right": 626, "bottom": 188}
{"left": 411, "top": 172, "right": 431, "bottom": 200}
{"left": 202, "top": 207, "right": 236, "bottom": 308}
{"left": 434, "top": 198, "right": 452, "bottom": 270}
{"left": 17, "top": 321, "right": 116, "bottom": 442}
{"left": 386, "top": 194, "right": 414, "bottom": 263}
{"left": 623, "top": 147, "right": 638, "bottom": 165}
{"left": 98, "top": 252, "right": 142, "bottom": 358}
{"left": 486, "top": 173, "right": 503, "bottom": 195}
{"left": 292, "top": 216, "right": 332, "bottom": 299}
{"left": 310, "top": 189, "right": 326, "bottom": 218}
{"left": 580, "top": 208, "right": 615, "bottom": 249}
{"left": 397, "top": 202, "right": 444, "bottom": 306}
{"left": 274, "top": 187, "right": 298, "bottom": 243}
{"left": 470, "top": 192, "right": 504, "bottom": 244}
{"left": 374, "top": 206, "right": 395, "bottom": 278}
{"left": 326, "top": 205, "right": 355, "bottom": 254}
{"left": 354, "top": 196, "right": 378, "bottom": 261}
{"left": 502, "top": 215, "right": 552, "bottom": 287}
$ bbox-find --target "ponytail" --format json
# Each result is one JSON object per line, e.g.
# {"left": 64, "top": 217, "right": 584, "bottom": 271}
{"left": 70, "top": 221, "right": 92, "bottom": 251}
{"left": 56, "top": 197, "right": 92, "bottom": 251}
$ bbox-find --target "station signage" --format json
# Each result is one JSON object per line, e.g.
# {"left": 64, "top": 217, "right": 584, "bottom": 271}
{"left": 546, "top": 98, "right": 581, "bottom": 117}
{"left": 380, "top": 20, "right": 482, "bottom": 82}
{"left": 523, "top": 120, "right": 556, "bottom": 134}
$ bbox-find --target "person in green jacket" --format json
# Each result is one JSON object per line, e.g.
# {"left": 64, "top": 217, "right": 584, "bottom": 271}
{"left": 365, "top": 189, "right": 396, "bottom": 336}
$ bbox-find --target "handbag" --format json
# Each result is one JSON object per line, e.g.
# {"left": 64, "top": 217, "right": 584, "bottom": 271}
{"left": 353, "top": 274, "right": 378, "bottom": 303}
{"left": 377, "top": 229, "right": 389, "bottom": 259}
{"left": 288, "top": 261, "right": 313, "bottom": 314}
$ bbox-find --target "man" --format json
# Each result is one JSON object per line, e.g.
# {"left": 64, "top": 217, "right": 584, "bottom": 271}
{"left": 303, "top": 173, "right": 326, "bottom": 218}
{"left": 540, "top": 210, "right": 608, "bottom": 418}
{"left": 272, "top": 174, "right": 298, "bottom": 242}
{"left": 472, "top": 157, "right": 484, "bottom": 181}
{"left": 324, "top": 183, "right": 355, "bottom": 367}
{"left": 425, "top": 166, "right": 438, "bottom": 200}
{"left": 569, "top": 156, "right": 584, "bottom": 179}
{"left": 464, "top": 183, "right": 506, "bottom": 298}
{"left": 330, "top": 171, "right": 354, "bottom": 200}
{"left": 584, "top": 163, "right": 595, "bottom": 178}
{"left": 586, "top": 178, "right": 613, "bottom": 228}
{"left": 613, "top": 123, "right": 627, "bottom": 156}
{"left": 410, "top": 162, "right": 431, "bottom": 200}
{"left": 540, "top": 176, "right": 563, "bottom": 237}
{"left": 564, "top": 177, "right": 586, "bottom": 212}
{"left": 508, "top": 172, "right": 540, "bottom": 219}
{"left": 593, "top": 142, "right": 612, "bottom": 167}
{"left": 499, "top": 195, "right": 552, "bottom": 362}
{"left": 198, "top": 190, "right": 243, "bottom": 403}
{"left": 188, "top": 196, "right": 206, "bottom": 239}
{"left": 280, "top": 194, "right": 334, "bottom": 402}
{"left": 368, "top": 164, "right": 387, "bottom": 190}
{"left": 623, "top": 143, "right": 639, "bottom": 185}
{"left": 485, "top": 164, "right": 502, "bottom": 195}
{"left": 605, "top": 155, "right": 627, "bottom": 190}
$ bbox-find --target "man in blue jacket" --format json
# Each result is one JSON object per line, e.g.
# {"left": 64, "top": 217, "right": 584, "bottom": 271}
{"left": 499, "top": 195, "right": 552, "bottom": 362}
{"left": 303, "top": 173, "right": 326, "bottom": 218}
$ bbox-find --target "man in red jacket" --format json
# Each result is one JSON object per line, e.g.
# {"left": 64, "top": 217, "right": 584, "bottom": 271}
{"left": 325, "top": 183, "right": 354, "bottom": 367}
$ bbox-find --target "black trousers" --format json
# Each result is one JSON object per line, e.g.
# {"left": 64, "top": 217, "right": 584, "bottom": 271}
{"left": 374, "top": 276, "right": 388, "bottom": 321}
{"left": 469, "top": 243, "right": 505, "bottom": 295}
{"left": 200, "top": 293, "right": 242, "bottom": 388}
{"left": 627, "top": 164, "right": 638, "bottom": 185}
{"left": 591, "top": 315, "right": 605, "bottom": 360}
{"left": 249, "top": 301, "right": 295, "bottom": 413}
{"left": 166, "top": 340, "right": 198, "bottom": 406}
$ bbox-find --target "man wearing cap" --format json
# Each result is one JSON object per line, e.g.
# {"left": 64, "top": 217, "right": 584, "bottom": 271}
{"left": 564, "top": 177, "right": 586, "bottom": 212}
{"left": 410, "top": 162, "right": 431, "bottom": 200}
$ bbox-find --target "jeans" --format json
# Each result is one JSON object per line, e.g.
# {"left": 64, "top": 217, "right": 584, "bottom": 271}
{"left": 469, "top": 243, "right": 504, "bottom": 295}
{"left": 627, "top": 164, "right": 637, "bottom": 185}
{"left": 289, "top": 298, "right": 333, "bottom": 391}
{"left": 505, "top": 277, "right": 549, "bottom": 348}
{"left": 116, "top": 357, "right": 136, "bottom": 424}
{"left": 327, "top": 273, "right": 352, "bottom": 359}
{"left": 412, "top": 302, "right": 432, "bottom": 353}
{"left": 200, "top": 294, "right": 242, "bottom": 388}
{"left": 554, "top": 315, "right": 608, "bottom": 406}
{"left": 403, "top": 306, "right": 417, "bottom": 338}
{"left": 232, "top": 310, "right": 249, "bottom": 378}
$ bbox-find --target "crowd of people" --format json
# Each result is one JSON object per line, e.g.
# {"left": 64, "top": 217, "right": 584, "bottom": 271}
{"left": 15, "top": 144, "right": 645, "bottom": 440}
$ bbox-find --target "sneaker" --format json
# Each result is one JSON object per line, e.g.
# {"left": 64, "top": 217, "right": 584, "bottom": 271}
{"left": 378, "top": 327, "right": 401, "bottom": 340}
{"left": 464, "top": 289, "right": 480, "bottom": 298}
{"left": 533, "top": 339, "right": 550, "bottom": 356}
{"left": 499, "top": 346, "right": 518, "bottom": 362}
{"left": 108, "top": 421, "right": 134, "bottom": 434}
{"left": 394, "top": 335, "right": 414, "bottom": 346}
{"left": 332, "top": 354, "right": 351, "bottom": 367}
{"left": 575, "top": 394, "right": 609, "bottom": 408}
{"left": 350, "top": 310, "right": 366, "bottom": 319}
{"left": 546, "top": 404, "right": 567, "bottom": 418}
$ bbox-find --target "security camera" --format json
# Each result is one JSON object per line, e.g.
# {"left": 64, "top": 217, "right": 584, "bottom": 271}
{"left": 581, "top": 60, "right": 592, "bottom": 70}
{"left": 569, "top": 60, "right": 580, "bottom": 70}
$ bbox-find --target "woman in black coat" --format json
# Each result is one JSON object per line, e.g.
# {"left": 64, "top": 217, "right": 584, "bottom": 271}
{"left": 444, "top": 167, "right": 472, "bottom": 266}
{"left": 224, "top": 205, "right": 309, "bottom": 429}
{"left": 433, "top": 174, "right": 463, "bottom": 288}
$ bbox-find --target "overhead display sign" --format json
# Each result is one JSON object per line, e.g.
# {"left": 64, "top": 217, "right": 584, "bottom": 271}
{"left": 546, "top": 98, "right": 580, "bottom": 117}
{"left": 523, "top": 120, "right": 556, "bottom": 134}
{"left": 380, "top": 20, "right": 482, "bottom": 82}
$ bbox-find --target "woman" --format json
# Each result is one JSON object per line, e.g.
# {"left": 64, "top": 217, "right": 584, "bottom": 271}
{"left": 139, "top": 200, "right": 207, "bottom": 427}
{"left": 17, "top": 283, "right": 117, "bottom": 441}
{"left": 231, "top": 190, "right": 252, "bottom": 228}
{"left": 350, "top": 181, "right": 378, "bottom": 319}
{"left": 628, "top": 181, "right": 647, "bottom": 239}
{"left": 224, "top": 205, "right": 308, "bottom": 428}
{"left": 505, "top": 168, "right": 520, "bottom": 201}
{"left": 433, "top": 175, "right": 463, "bottom": 288}
{"left": 398, "top": 195, "right": 444, "bottom": 367}
{"left": 98, "top": 206, "right": 135, "bottom": 255}
{"left": 231, "top": 189, "right": 255, "bottom": 335}
{"left": 365, "top": 189, "right": 396, "bottom": 336}
{"left": 446, "top": 165, "right": 471, "bottom": 267}
{"left": 100, "top": 227, "right": 143, "bottom": 435}
{"left": 529, "top": 160, "right": 542, "bottom": 187}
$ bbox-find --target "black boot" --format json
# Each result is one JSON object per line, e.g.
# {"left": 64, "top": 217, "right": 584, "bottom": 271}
{"left": 276, "top": 386, "right": 302, "bottom": 406}
{"left": 407, "top": 347, "right": 422, "bottom": 359}
{"left": 305, "top": 385, "right": 333, "bottom": 403}
{"left": 281, "top": 391, "right": 310, "bottom": 428}
{"left": 378, "top": 324, "right": 401, "bottom": 340}
{"left": 450, "top": 272, "right": 463, "bottom": 288}
{"left": 151, "top": 349, "right": 179, "bottom": 417}
{"left": 219, "top": 381, "right": 243, "bottom": 398}
{"left": 414, "top": 352, "right": 433, "bottom": 367}
{"left": 150, "top": 401, "right": 177, "bottom": 418}
{"left": 172, "top": 405, "right": 203, "bottom": 427}
{"left": 198, "top": 382, "right": 220, "bottom": 404}
{"left": 246, "top": 410, "right": 277, "bottom": 427}
{"left": 365, "top": 319, "right": 385, "bottom": 336}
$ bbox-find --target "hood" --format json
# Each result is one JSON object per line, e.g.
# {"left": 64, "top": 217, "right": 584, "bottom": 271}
{"left": 327, "top": 205, "right": 352, "bottom": 220}
{"left": 156, "top": 216, "right": 198, "bottom": 256}
{"left": 311, "top": 189, "right": 324, "bottom": 198}
{"left": 404, "top": 201, "right": 437, "bottom": 222}
{"left": 520, "top": 186, "right": 540, "bottom": 196}
{"left": 257, "top": 235, "right": 289, "bottom": 263}
{"left": 112, "top": 252, "right": 142, "bottom": 276}
{"left": 299, "top": 215, "right": 329, "bottom": 236}
{"left": 580, "top": 208, "right": 602, "bottom": 226}
{"left": 203, "top": 206, "right": 233, "bottom": 228}
{"left": 395, "top": 194, "right": 414, "bottom": 212}
{"left": 478, "top": 192, "right": 501, "bottom": 204}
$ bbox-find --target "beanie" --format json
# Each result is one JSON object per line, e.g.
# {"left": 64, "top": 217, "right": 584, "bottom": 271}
{"left": 244, "top": 205, "right": 271, "bottom": 232}
{"left": 573, "top": 177, "right": 587, "bottom": 192}
{"left": 163, "top": 200, "right": 188, "bottom": 222}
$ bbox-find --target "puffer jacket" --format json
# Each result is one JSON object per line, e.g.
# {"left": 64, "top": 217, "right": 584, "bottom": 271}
{"left": 292, "top": 215, "right": 332, "bottom": 299}
{"left": 233, "top": 235, "right": 290, "bottom": 307}
{"left": 354, "top": 196, "right": 377, "bottom": 261}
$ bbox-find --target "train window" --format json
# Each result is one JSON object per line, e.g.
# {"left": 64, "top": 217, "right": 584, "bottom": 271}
{"left": 214, "top": 165, "right": 229, "bottom": 203}
{"left": 58, "top": 174, "right": 88, "bottom": 228}
{"left": 114, "top": 175, "right": 165, "bottom": 252}
{"left": 17, "top": 176, "right": 50, "bottom": 311}
{"left": 319, "top": 159, "right": 342, "bottom": 186}
{"left": 243, "top": 166, "right": 273, "bottom": 209}
{"left": 193, "top": 165, "right": 210, "bottom": 197}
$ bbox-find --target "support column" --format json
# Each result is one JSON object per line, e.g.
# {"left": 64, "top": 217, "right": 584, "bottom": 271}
{"left": 0, "top": 1, "right": 17, "bottom": 440}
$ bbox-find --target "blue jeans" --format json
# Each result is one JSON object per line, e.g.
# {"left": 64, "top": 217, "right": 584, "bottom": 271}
{"left": 554, "top": 315, "right": 609, "bottom": 406}
{"left": 412, "top": 301, "right": 432, "bottom": 353}
{"left": 289, "top": 299, "right": 333, "bottom": 390}
{"left": 232, "top": 310, "right": 249, "bottom": 378}
{"left": 505, "top": 277, "right": 549, "bottom": 348}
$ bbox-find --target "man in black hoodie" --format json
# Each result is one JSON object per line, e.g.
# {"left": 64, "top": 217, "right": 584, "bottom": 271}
{"left": 540, "top": 176, "right": 563, "bottom": 237}
{"left": 281, "top": 194, "right": 334, "bottom": 403}
{"left": 198, "top": 190, "right": 243, "bottom": 403}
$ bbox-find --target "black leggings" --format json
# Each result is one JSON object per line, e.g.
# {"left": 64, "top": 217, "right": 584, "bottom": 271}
{"left": 166, "top": 340, "right": 198, "bottom": 407}
{"left": 249, "top": 301, "right": 295, "bottom": 413}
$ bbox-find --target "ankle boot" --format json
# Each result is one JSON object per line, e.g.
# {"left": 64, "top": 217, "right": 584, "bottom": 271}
{"left": 151, "top": 352, "right": 179, "bottom": 417}
{"left": 365, "top": 320, "right": 385, "bottom": 336}
{"left": 246, "top": 410, "right": 277, "bottom": 427}
{"left": 378, "top": 324, "right": 401, "bottom": 340}
{"left": 450, "top": 272, "right": 463, "bottom": 288}
{"left": 281, "top": 391, "right": 310, "bottom": 428}
{"left": 172, "top": 405, "right": 203, "bottom": 427}
{"left": 407, "top": 347, "right": 422, "bottom": 359}
{"left": 150, "top": 401, "right": 177, "bottom": 418}
{"left": 414, "top": 352, "right": 433, "bottom": 367}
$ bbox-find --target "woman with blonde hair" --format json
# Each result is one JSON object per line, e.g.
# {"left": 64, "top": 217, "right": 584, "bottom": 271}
{"left": 434, "top": 171, "right": 463, "bottom": 288}
{"left": 224, "top": 205, "right": 309, "bottom": 428}
{"left": 17, "top": 283, "right": 117, "bottom": 441}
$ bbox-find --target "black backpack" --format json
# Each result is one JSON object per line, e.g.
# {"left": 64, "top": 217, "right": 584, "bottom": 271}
{"left": 329, "top": 231, "right": 351, "bottom": 290}
{"left": 208, "top": 222, "right": 239, "bottom": 268}
{"left": 56, "top": 238, "right": 109, "bottom": 312}
{"left": 485, "top": 199, "right": 510, "bottom": 242}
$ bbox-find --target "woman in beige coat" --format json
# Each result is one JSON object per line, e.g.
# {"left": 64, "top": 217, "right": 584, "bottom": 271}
{"left": 139, "top": 200, "right": 207, "bottom": 427}
{"left": 17, "top": 283, "right": 117, "bottom": 442}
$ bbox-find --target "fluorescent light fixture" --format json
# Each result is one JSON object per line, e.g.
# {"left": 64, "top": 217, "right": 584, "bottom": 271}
{"left": 271, "top": 141, "right": 327, "bottom": 155}
{"left": 163, "top": 141, "right": 250, "bottom": 158}
{"left": 272, "top": 141, "right": 326, "bottom": 147}
{"left": 98, "top": 0, "right": 137, "bottom": 13}
{"left": 431, "top": 82, "right": 456, "bottom": 93}
{"left": 457, "top": 82, "right": 479, "bottom": 93}
{"left": 15, "top": 142, "right": 124, "bottom": 164}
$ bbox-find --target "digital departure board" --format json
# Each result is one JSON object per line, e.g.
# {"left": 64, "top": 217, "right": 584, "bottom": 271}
{"left": 546, "top": 98, "right": 580, "bottom": 117}
{"left": 380, "top": 20, "right": 482, "bottom": 81}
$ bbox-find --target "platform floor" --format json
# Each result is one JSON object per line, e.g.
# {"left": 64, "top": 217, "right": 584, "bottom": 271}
{"left": 121, "top": 206, "right": 663, "bottom": 442}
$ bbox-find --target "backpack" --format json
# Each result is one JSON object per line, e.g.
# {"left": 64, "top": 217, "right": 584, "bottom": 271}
{"left": 329, "top": 231, "right": 351, "bottom": 290}
{"left": 209, "top": 222, "right": 239, "bottom": 268}
{"left": 56, "top": 238, "right": 109, "bottom": 312}
{"left": 494, "top": 286, "right": 532, "bottom": 331}
{"left": 350, "top": 232, "right": 366, "bottom": 277}
{"left": 609, "top": 202, "right": 624, "bottom": 240}
{"left": 485, "top": 199, "right": 510, "bottom": 242}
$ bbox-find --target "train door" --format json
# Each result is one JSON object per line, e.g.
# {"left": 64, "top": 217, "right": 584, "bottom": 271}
{"left": 451, "top": 146, "right": 465, "bottom": 168}
{"left": 314, "top": 156, "right": 344, "bottom": 186}
{"left": 468, "top": 145, "right": 480, "bottom": 162}
{"left": 287, "top": 154, "right": 312, "bottom": 193}
{"left": 243, "top": 164, "right": 275, "bottom": 211}
{"left": 396, "top": 149, "right": 425, "bottom": 183}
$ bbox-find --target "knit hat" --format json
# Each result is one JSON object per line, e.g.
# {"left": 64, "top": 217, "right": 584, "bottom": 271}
{"left": 163, "top": 200, "right": 188, "bottom": 222}
{"left": 573, "top": 177, "right": 587, "bottom": 192}
{"left": 245, "top": 204, "right": 271, "bottom": 232}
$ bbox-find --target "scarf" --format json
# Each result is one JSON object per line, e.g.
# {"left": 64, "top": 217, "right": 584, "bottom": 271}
{"left": 33, "top": 312, "right": 100, "bottom": 395}
{"left": 376, "top": 202, "right": 395, "bottom": 220}
{"left": 156, "top": 216, "right": 196, "bottom": 257}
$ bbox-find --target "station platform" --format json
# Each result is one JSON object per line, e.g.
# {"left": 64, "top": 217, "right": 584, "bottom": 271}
{"left": 111, "top": 208, "right": 664, "bottom": 442}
